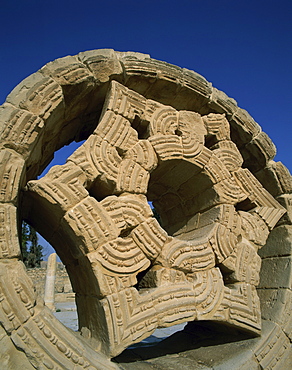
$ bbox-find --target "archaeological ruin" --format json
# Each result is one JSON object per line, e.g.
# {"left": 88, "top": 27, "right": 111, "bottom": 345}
{"left": 0, "top": 49, "right": 291, "bottom": 369}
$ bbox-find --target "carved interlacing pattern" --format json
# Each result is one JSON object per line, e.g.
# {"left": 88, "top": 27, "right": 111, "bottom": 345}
{"left": 27, "top": 81, "right": 286, "bottom": 356}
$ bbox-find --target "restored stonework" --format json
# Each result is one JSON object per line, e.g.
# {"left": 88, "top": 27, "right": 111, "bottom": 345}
{"left": 0, "top": 50, "right": 291, "bottom": 369}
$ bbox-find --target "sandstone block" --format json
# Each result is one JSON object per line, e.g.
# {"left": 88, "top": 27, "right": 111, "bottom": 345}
{"left": 207, "top": 87, "right": 238, "bottom": 116}
{"left": 229, "top": 108, "right": 261, "bottom": 148}
{"left": 242, "top": 131, "right": 276, "bottom": 172}
{"left": 0, "top": 49, "right": 291, "bottom": 367}
{"left": 41, "top": 55, "right": 97, "bottom": 119}
{"left": 258, "top": 224, "right": 292, "bottom": 258}
{"left": 227, "top": 240, "right": 261, "bottom": 285}
{"left": 253, "top": 320, "right": 291, "bottom": 370}
{"left": 258, "top": 256, "right": 292, "bottom": 289}
{"left": 203, "top": 113, "right": 231, "bottom": 142}
{"left": 63, "top": 196, "right": 119, "bottom": 255}
{"left": 0, "top": 149, "right": 25, "bottom": 204}
{"left": 257, "top": 288, "right": 292, "bottom": 340}
{"left": 0, "top": 103, "right": 44, "bottom": 159}
{"left": 0, "top": 203, "right": 20, "bottom": 259}
{"left": 255, "top": 160, "right": 292, "bottom": 197}
{"left": 239, "top": 211, "right": 269, "bottom": 248}
{"left": 6, "top": 71, "right": 64, "bottom": 123}
{"left": 41, "top": 55, "right": 94, "bottom": 87}
{"left": 0, "top": 260, "right": 36, "bottom": 334}
{"left": 27, "top": 162, "right": 89, "bottom": 214}
{"left": 182, "top": 67, "right": 212, "bottom": 104}
{"left": 211, "top": 140, "right": 243, "bottom": 172}
{"left": 234, "top": 168, "right": 286, "bottom": 229}
{"left": 0, "top": 324, "right": 33, "bottom": 370}
{"left": 79, "top": 48, "right": 123, "bottom": 84}
{"left": 276, "top": 193, "right": 292, "bottom": 225}
{"left": 103, "top": 80, "right": 146, "bottom": 123}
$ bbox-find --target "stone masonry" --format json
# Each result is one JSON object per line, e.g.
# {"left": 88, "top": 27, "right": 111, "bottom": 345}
{"left": 27, "top": 262, "right": 74, "bottom": 303}
{"left": 0, "top": 49, "right": 291, "bottom": 369}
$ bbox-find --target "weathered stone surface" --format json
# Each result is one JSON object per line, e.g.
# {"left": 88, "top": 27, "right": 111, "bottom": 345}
{"left": 79, "top": 49, "right": 123, "bottom": 83}
{"left": 207, "top": 87, "right": 239, "bottom": 117}
{"left": 41, "top": 55, "right": 95, "bottom": 87}
{"left": 257, "top": 288, "right": 292, "bottom": 340}
{"left": 6, "top": 71, "right": 64, "bottom": 123}
{"left": 0, "top": 149, "right": 26, "bottom": 205}
{"left": 0, "top": 260, "right": 37, "bottom": 334}
{"left": 233, "top": 168, "right": 286, "bottom": 229}
{"left": 23, "top": 81, "right": 285, "bottom": 356}
{"left": 0, "top": 103, "right": 44, "bottom": 160}
{"left": 229, "top": 108, "right": 261, "bottom": 148}
{"left": 276, "top": 193, "right": 292, "bottom": 226}
{"left": 241, "top": 131, "right": 276, "bottom": 172}
{"left": 258, "top": 256, "right": 292, "bottom": 289}
{"left": 0, "top": 324, "right": 33, "bottom": 370}
{"left": 26, "top": 263, "right": 74, "bottom": 301}
{"left": 255, "top": 160, "right": 292, "bottom": 197}
{"left": 258, "top": 224, "right": 292, "bottom": 257}
{"left": 44, "top": 253, "right": 57, "bottom": 310}
{"left": 253, "top": 320, "right": 291, "bottom": 370}
{"left": 0, "top": 49, "right": 291, "bottom": 368}
{"left": 0, "top": 203, "right": 20, "bottom": 259}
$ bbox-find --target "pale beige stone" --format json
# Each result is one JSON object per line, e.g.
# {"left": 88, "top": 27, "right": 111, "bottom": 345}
{"left": 0, "top": 149, "right": 26, "bottom": 205}
{"left": 41, "top": 55, "right": 95, "bottom": 87}
{"left": 228, "top": 282, "right": 261, "bottom": 333}
{"left": 258, "top": 256, "right": 292, "bottom": 289}
{"left": 0, "top": 325, "right": 33, "bottom": 370}
{"left": 6, "top": 72, "right": 64, "bottom": 122}
{"left": 63, "top": 196, "right": 120, "bottom": 255}
{"left": 0, "top": 103, "right": 44, "bottom": 160}
{"left": 242, "top": 131, "right": 276, "bottom": 172}
{"left": 226, "top": 239, "right": 262, "bottom": 285}
{"left": 208, "top": 87, "right": 238, "bottom": 116}
{"left": 239, "top": 210, "right": 269, "bottom": 248}
{"left": 124, "top": 140, "right": 158, "bottom": 171}
{"left": 234, "top": 168, "right": 286, "bottom": 229}
{"left": 79, "top": 48, "right": 123, "bottom": 83}
{"left": 229, "top": 108, "right": 261, "bottom": 147}
{"left": 103, "top": 80, "right": 146, "bottom": 122}
{"left": 0, "top": 50, "right": 291, "bottom": 368}
{"left": 276, "top": 193, "right": 292, "bottom": 225}
{"left": 44, "top": 253, "right": 57, "bottom": 310}
{"left": 253, "top": 321, "right": 291, "bottom": 370}
{"left": 258, "top": 224, "right": 292, "bottom": 257}
{"left": 203, "top": 113, "right": 231, "bottom": 142}
{"left": 211, "top": 140, "right": 243, "bottom": 172}
{"left": 27, "top": 162, "right": 89, "bottom": 213}
{"left": 257, "top": 288, "right": 292, "bottom": 340}
{"left": 25, "top": 82, "right": 276, "bottom": 354}
{"left": 255, "top": 160, "right": 292, "bottom": 197}
{"left": 0, "top": 203, "right": 20, "bottom": 259}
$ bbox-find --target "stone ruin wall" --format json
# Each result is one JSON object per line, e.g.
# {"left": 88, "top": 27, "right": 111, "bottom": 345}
{"left": 27, "top": 263, "right": 74, "bottom": 302}
{"left": 0, "top": 49, "right": 291, "bottom": 369}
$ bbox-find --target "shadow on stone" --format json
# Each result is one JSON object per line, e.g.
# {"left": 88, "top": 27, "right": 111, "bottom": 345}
{"left": 114, "top": 321, "right": 254, "bottom": 363}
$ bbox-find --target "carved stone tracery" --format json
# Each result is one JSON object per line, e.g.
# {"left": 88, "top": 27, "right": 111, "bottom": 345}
{"left": 25, "top": 81, "right": 285, "bottom": 356}
{"left": 0, "top": 50, "right": 291, "bottom": 369}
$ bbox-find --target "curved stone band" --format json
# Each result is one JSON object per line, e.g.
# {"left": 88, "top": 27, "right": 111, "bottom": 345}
{"left": 0, "top": 49, "right": 291, "bottom": 369}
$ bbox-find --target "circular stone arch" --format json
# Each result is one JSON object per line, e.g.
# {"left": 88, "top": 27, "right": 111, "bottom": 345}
{"left": 0, "top": 49, "right": 291, "bottom": 369}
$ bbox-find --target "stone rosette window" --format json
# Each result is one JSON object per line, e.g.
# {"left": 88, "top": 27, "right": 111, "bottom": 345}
{"left": 0, "top": 50, "right": 291, "bottom": 369}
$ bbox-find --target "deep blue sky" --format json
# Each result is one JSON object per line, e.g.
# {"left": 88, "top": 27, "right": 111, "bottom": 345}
{"left": 1, "top": 0, "right": 290, "bottom": 258}
{"left": 1, "top": 0, "right": 291, "bottom": 172}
